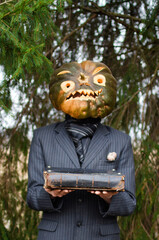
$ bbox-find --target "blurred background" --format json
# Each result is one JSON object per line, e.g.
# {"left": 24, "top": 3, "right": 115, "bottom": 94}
{"left": 0, "top": 0, "right": 158, "bottom": 239}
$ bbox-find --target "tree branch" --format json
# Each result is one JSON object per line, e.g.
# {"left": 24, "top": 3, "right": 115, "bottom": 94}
{"left": 8, "top": 88, "right": 36, "bottom": 142}
{"left": 0, "top": 0, "right": 13, "bottom": 6}
{"left": 89, "top": 2, "right": 143, "bottom": 22}
{"left": 110, "top": 62, "right": 159, "bottom": 117}
{"left": 45, "top": 13, "right": 97, "bottom": 58}
{"left": 140, "top": 219, "right": 153, "bottom": 240}
{"left": 141, "top": 61, "right": 159, "bottom": 134}
{"left": 78, "top": 4, "right": 141, "bottom": 33}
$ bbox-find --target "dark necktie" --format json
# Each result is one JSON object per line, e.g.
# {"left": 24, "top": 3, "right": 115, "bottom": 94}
{"left": 65, "top": 116, "right": 100, "bottom": 165}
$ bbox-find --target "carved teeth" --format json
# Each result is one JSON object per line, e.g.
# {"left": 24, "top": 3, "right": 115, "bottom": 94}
{"left": 83, "top": 90, "right": 87, "bottom": 95}
{"left": 95, "top": 90, "right": 99, "bottom": 96}
{"left": 77, "top": 89, "right": 94, "bottom": 96}
{"left": 66, "top": 89, "right": 102, "bottom": 100}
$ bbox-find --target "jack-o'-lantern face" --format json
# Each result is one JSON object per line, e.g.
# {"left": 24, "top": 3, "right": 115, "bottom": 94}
{"left": 49, "top": 60, "right": 117, "bottom": 119}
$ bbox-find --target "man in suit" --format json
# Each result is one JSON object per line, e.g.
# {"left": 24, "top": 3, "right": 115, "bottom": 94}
{"left": 27, "top": 61, "right": 136, "bottom": 240}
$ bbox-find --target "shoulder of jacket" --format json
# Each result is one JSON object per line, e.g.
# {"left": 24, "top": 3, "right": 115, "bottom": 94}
{"left": 33, "top": 122, "right": 64, "bottom": 136}
{"left": 105, "top": 125, "right": 131, "bottom": 141}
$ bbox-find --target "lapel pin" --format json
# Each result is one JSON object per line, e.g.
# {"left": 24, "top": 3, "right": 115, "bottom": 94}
{"left": 107, "top": 152, "right": 117, "bottom": 161}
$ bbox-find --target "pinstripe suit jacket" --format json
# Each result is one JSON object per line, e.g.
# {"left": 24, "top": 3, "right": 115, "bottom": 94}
{"left": 27, "top": 121, "right": 136, "bottom": 240}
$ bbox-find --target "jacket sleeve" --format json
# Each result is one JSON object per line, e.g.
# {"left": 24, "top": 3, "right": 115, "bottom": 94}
{"left": 26, "top": 130, "right": 63, "bottom": 212}
{"left": 98, "top": 136, "right": 136, "bottom": 217}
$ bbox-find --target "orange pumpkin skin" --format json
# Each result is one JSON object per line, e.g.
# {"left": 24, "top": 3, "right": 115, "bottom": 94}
{"left": 49, "top": 60, "right": 117, "bottom": 119}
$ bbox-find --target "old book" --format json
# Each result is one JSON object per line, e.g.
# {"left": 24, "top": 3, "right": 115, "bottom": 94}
{"left": 43, "top": 167, "right": 125, "bottom": 192}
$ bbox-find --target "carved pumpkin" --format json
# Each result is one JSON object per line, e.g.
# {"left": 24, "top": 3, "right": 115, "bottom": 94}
{"left": 49, "top": 60, "right": 117, "bottom": 119}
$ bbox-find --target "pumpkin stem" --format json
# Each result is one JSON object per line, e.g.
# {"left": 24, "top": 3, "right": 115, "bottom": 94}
{"left": 80, "top": 73, "right": 86, "bottom": 80}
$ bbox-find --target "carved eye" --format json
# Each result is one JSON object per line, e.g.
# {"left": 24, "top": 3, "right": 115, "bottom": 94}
{"left": 61, "top": 81, "right": 75, "bottom": 92}
{"left": 93, "top": 74, "right": 106, "bottom": 86}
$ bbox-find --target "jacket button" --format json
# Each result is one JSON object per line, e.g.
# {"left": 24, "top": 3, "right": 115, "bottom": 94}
{"left": 78, "top": 198, "right": 83, "bottom": 203}
{"left": 76, "top": 221, "right": 82, "bottom": 227}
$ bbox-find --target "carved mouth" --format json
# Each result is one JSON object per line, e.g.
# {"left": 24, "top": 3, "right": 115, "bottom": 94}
{"left": 66, "top": 89, "right": 102, "bottom": 101}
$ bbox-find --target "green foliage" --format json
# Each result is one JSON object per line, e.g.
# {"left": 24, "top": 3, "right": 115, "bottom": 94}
{"left": 119, "top": 139, "right": 159, "bottom": 240}
{"left": 0, "top": 0, "right": 56, "bottom": 83}
{"left": 0, "top": 0, "right": 159, "bottom": 239}
{"left": 141, "top": 0, "right": 159, "bottom": 41}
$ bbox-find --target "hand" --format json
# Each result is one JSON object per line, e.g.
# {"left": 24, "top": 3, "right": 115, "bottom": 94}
{"left": 89, "top": 190, "right": 118, "bottom": 204}
{"left": 45, "top": 188, "right": 74, "bottom": 198}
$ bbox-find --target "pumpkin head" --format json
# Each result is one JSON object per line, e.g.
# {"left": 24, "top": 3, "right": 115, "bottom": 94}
{"left": 49, "top": 60, "right": 117, "bottom": 119}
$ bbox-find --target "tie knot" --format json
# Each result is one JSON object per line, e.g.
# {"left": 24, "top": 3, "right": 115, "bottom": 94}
{"left": 65, "top": 118, "right": 100, "bottom": 165}
{"left": 65, "top": 122, "right": 98, "bottom": 141}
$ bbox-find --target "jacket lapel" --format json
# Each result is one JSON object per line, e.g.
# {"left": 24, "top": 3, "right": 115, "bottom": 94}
{"left": 83, "top": 124, "right": 110, "bottom": 168}
{"left": 55, "top": 122, "right": 80, "bottom": 168}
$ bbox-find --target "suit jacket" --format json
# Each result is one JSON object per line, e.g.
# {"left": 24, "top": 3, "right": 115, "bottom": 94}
{"left": 26, "top": 121, "right": 136, "bottom": 240}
